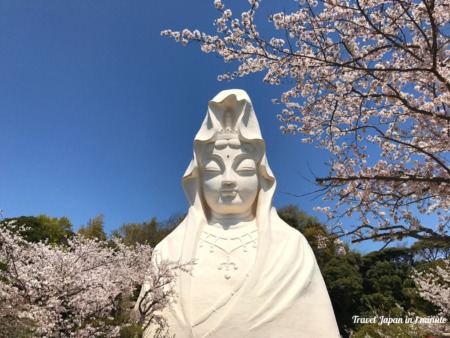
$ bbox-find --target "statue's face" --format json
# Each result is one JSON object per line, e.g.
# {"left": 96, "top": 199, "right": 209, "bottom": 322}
{"left": 200, "top": 143, "right": 259, "bottom": 217}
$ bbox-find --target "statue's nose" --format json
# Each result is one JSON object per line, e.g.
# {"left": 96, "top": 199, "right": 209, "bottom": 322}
{"left": 221, "top": 179, "right": 236, "bottom": 187}
{"left": 222, "top": 167, "right": 236, "bottom": 184}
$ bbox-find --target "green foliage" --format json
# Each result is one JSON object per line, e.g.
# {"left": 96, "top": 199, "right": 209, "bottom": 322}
{"left": 322, "top": 252, "right": 364, "bottom": 335}
{"left": 78, "top": 214, "right": 107, "bottom": 241}
{"left": 360, "top": 249, "right": 416, "bottom": 317}
{"left": 0, "top": 215, "right": 75, "bottom": 245}
{"left": 403, "top": 286, "right": 438, "bottom": 317}
{"left": 0, "top": 316, "right": 35, "bottom": 338}
{"left": 360, "top": 293, "right": 399, "bottom": 316}
{"left": 112, "top": 214, "right": 183, "bottom": 248}
{"left": 411, "top": 240, "right": 450, "bottom": 262}
{"left": 106, "top": 294, "right": 143, "bottom": 338}
{"left": 119, "top": 325, "right": 143, "bottom": 338}
{"left": 363, "top": 261, "right": 407, "bottom": 297}
{"left": 351, "top": 322, "right": 433, "bottom": 338}
{"left": 277, "top": 205, "right": 324, "bottom": 232}
{"left": 362, "top": 247, "right": 415, "bottom": 266}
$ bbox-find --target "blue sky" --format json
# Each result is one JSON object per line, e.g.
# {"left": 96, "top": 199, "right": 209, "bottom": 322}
{"left": 0, "top": 1, "right": 378, "bottom": 250}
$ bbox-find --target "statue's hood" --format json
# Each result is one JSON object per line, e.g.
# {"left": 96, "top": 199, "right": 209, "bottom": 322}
{"left": 182, "top": 89, "right": 274, "bottom": 207}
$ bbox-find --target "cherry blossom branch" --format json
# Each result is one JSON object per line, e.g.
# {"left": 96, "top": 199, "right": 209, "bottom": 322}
{"left": 163, "top": 0, "right": 450, "bottom": 243}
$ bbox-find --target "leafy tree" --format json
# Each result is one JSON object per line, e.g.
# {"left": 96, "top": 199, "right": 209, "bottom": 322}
{"left": 78, "top": 214, "right": 107, "bottom": 241}
{"left": 364, "top": 246, "right": 415, "bottom": 265}
{"left": 35, "top": 215, "right": 74, "bottom": 244}
{"left": 321, "top": 252, "right": 364, "bottom": 337}
{"left": 163, "top": 0, "right": 450, "bottom": 245}
{"left": 359, "top": 248, "right": 419, "bottom": 317}
{"left": 277, "top": 205, "right": 324, "bottom": 232}
{"left": 361, "top": 261, "right": 407, "bottom": 312}
{"left": 0, "top": 215, "right": 75, "bottom": 245}
{"left": 112, "top": 214, "right": 183, "bottom": 248}
{"left": 411, "top": 239, "right": 450, "bottom": 262}
{"left": 351, "top": 322, "right": 436, "bottom": 338}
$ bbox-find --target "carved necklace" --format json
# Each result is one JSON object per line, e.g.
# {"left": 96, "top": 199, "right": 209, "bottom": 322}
{"left": 198, "top": 223, "right": 258, "bottom": 279}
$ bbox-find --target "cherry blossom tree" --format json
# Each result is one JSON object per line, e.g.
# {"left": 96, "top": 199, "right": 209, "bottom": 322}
{"left": 0, "top": 221, "right": 185, "bottom": 337}
{"left": 162, "top": 0, "right": 450, "bottom": 245}
{"left": 134, "top": 258, "right": 191, "bottom": 338}
{"left": 414, "top": 259, "right": 450, "bottom": 318}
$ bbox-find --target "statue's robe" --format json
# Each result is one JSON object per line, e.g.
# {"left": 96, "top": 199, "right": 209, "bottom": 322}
{"left": 145, "top": 210, "right": 340, "bottom": 338}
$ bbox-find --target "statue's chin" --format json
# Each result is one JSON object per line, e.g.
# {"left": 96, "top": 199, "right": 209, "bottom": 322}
{"left": 212, "top": 202, "right": 246, "bottom": 214}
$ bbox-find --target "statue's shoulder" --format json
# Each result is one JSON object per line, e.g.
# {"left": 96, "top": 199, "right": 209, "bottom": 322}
{"left": 153, "top": 219, "right": 188, "bottom": 258}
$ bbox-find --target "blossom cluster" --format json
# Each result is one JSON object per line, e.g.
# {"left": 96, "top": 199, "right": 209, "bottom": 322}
{"left": 0, "top": 222, "right": 182, "bottom": 337}
{"left": 414, "top": 259, "right": 450, "bottom": 318}
{"left": 163, "top": 0, "right": 450, "bottom": 244}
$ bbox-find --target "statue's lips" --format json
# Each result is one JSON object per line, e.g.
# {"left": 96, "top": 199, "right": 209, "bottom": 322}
{"left": 220, "top": 189, "right": 237, "bottom": 197}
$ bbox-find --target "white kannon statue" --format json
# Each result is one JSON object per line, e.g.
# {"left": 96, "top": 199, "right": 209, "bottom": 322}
{"left": 141, "top": 89, "right": 340, "bottom": 337}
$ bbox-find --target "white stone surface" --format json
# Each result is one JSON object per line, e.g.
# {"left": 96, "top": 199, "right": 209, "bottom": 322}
{"left": 141, "top": 89, "right": 340, "bottom": 337}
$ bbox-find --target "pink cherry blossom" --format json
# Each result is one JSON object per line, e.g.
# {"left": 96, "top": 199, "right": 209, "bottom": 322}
{"left": 414, "top": 259, "right": 450, "bottom": 317}
{"left": 163, "top": 0, "right": 450, "bottom": 244}
{"left": 0, "top": 222, "right": 187, "bottom": 337}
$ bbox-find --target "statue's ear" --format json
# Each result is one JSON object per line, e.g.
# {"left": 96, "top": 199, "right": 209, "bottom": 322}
{"left": 258, "top": 155, "right": 275, "bottom": 193}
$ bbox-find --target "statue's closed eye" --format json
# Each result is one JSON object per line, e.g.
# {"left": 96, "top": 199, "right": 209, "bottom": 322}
{"left": 236, "top": 159, "right": 256, "bottom": 174}
{"left": 204, "top": 160, "right": 221, "bottom": 172}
